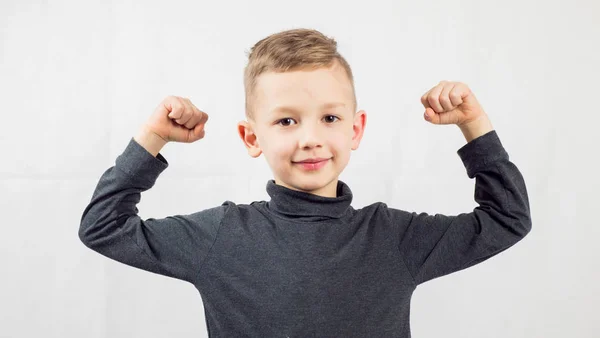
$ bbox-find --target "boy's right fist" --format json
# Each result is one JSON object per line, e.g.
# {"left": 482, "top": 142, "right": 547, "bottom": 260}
{"left": 144, "top": 96, "right": 209, "bottom": 143}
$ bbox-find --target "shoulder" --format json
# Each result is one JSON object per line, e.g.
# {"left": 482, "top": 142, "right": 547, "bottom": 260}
{"left": 216, "top": 199, "right": 269, "bottom": 222}
{"left": 366, "top": 201, "right": 414, "bottom": 224}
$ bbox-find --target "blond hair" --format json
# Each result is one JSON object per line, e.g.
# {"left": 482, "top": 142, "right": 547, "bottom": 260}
{"left": 243, "top": 28, "right": 356, "bottom": 120}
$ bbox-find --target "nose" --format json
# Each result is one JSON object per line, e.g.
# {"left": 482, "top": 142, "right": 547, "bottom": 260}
{"left": 298, "top": 121, "right": 323, "bottom": 149}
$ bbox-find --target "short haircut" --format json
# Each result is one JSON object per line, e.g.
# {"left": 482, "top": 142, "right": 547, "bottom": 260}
{"left": 244, "top": 28, "right": 356, "bottom": 121}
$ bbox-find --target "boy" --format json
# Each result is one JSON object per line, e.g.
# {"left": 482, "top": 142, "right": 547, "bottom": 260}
{"left": 79, "top": 28, "right": 532, "bottom": 337}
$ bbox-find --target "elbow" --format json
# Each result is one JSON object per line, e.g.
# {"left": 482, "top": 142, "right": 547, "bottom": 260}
{"left": 78, "top": 221, "right": 94, "bottom": 248}
{"left": 497, "top": 212, "right": 531, "bottom": 241}
{"left": 78, "top": 213, "right": 129, "bottom": 249}
{"left": 508, "top": 201, "right": 532, "bottom": 239}
{"left": 518, "top": 204, "right": 533, "bottom": 237}
{"left": 79, "top": 206, "right": 97, "bottom": 247}
{"left": 513, "top": 216, "right": 532, "bottom": 240}
{"left": 522, "top": 217, "right": 533, "bottom": 236}
{"left": 78, "top": 216, "right": 106, "bottom": 249}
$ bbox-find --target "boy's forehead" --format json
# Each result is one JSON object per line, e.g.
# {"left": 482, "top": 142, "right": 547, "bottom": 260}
{"left": 269, "top": 102, "right": 347, "bottom": 115}
{"left": 257, "top": 64, "right": 350, "bottom": 91}
{"left": 254, "top": 67, "right": 354, "bottom": 116}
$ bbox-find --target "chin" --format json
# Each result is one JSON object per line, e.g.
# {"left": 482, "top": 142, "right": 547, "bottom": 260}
{"left": 297, "top": 174, "right": 335, "bottom": 188}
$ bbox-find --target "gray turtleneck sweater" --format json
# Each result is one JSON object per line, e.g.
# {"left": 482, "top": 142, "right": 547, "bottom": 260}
{"left": 79, "top": 130, "right": 532, "bottom": 337}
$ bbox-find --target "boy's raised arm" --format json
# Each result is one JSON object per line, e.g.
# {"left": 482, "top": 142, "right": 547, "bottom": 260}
{"left": 79, "top": 96, "right": 222, "bottom": 284}
{"left": 387, "top": 130, "right": 532, "bottom": 285}
{"left": 386, "top": 81, "right": 532, "bottom": 286}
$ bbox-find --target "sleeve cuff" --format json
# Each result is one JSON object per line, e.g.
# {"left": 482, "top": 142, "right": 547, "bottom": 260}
{"left": 456, "top": 130, "right": 509, "bottom": 178}
{"left": 115, "top": 137, "right": 169, "bottom": 184}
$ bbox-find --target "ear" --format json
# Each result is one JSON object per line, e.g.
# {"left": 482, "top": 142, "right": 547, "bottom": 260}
{"left": 351, "top": 110, "right": 367, "bottom": 151}
{"left": 237, "top": 120, "right": 262, "bottom": 158}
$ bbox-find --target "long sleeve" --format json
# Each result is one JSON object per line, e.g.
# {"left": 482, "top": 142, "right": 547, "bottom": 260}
{"left": 79, "top": 138, "right": 228, "bottom": 284}
{"left": 386, "top": 130, "right": 532, "bottom": 286}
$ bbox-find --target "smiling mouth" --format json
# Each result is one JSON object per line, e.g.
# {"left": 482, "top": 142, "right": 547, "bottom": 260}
{"left": 293, "top": 157, "right": 332, "bottom": 164}
{"left": 293, "top": 158, "right": 330, "bottom": 170}
{"left": 294, "top": 159, "right": 329, "bottom": 164}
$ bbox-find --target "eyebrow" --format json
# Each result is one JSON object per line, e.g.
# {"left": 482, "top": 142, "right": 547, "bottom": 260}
{"left": 270, "top": 102, "right": 346, "bottom": 115}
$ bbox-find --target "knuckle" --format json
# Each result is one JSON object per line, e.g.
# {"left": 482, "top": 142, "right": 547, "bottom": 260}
{"left": 175, "top": 107, "right": 186, "bottom": 117}
{"left": 185, "top": 98, "right": 194, "bottom": 108}
{"left": 173, "top": 101, "right": 183, "bottom": 112}
{"left": 166, "top": 95, "right": 179, "bottom": 104}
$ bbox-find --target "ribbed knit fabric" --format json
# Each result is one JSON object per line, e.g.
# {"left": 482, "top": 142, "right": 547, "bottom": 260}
{"left": 79, "top": 130, "right": 532, "bottom": 337}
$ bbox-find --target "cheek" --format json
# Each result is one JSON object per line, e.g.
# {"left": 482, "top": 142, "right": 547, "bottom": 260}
{"left": 330, "top": 131, "right": 350, "bottom": 151}
{"left": 329, "top": 134, "right": 352, "bottom": 163}
{"left": 269, "top": 142, "right": 294, "bottom": 161}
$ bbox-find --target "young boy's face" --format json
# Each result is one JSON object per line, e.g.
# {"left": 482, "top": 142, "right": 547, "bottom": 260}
{"left": 238, "top": 61, "right": 366, "bottom": 198}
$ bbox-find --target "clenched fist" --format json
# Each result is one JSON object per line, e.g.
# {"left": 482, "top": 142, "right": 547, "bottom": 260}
{"left": 144, "top": 96, "right": 209, "bottom": 144}
{"left": 421, "top": 81, "right": 486, "bottom": 126}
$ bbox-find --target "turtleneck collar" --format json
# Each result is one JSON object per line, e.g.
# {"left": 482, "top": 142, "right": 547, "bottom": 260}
{"left": 265, "top": 179, "right": 353, "bottom": 221}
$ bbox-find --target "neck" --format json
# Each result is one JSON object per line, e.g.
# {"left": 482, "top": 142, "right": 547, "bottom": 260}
{"left": 265, "top": 179, "right": 353, "bottom": 221}
{"left": 273, "top": 177, "right": 339, "bottom": 198}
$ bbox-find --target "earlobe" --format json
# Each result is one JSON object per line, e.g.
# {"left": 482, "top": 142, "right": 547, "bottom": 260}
{"left": 237, "top": 121, "right": 262, "bottom": 158}
{"left": 249, "top": 148, "right": 262, "bottom": 158}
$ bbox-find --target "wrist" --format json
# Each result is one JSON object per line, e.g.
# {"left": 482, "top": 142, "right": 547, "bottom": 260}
{"left": 134, "top": 125, "right": 168, "bottom": 157}
{"left": 458, "top": 114, "right": 494, "bottom": 143}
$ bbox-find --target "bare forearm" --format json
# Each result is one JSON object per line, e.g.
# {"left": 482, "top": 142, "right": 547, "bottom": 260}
{"left": 134, "top": 125, "right": 168, "bottom": 157}
{"left": 458, "top": 114, "right": 494, "bottom": 143}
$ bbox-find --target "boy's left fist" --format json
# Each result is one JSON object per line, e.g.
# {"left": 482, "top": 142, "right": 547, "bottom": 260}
{"left": 421, "top": 81, "right": 486, "bottom": 126}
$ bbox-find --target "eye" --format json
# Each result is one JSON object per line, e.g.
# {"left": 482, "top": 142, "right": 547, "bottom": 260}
{"left": 275, "top": 115, "right": 339, "bottom": 127}
{"left": 276, "top": 118, "right": 296, "bottom": 126}
{"left": 324, "top": 115, "right": 340, "bottom": 123}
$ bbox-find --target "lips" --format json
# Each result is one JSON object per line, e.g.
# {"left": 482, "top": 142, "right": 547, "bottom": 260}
{"left": 294, "top": 157, "right": 329, "bottom": 164}
{"left": 294, "top": 158, "right": 329, "bottom": 170}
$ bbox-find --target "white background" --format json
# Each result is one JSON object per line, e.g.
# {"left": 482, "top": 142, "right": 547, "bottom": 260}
{"left": 1, "top": 0, "right": 598, "bottom": 337}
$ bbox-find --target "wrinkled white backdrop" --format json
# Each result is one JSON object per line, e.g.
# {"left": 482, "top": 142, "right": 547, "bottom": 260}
{"left": 1, "top": 0, "right": 598, "bottom": 337}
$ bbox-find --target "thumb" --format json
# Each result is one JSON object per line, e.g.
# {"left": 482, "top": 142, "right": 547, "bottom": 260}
{"left": 188, "top": 123, "right": 206, "bottom": 142}
{"left": 423, "top": 107, "right": 440, "bottom": 124}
